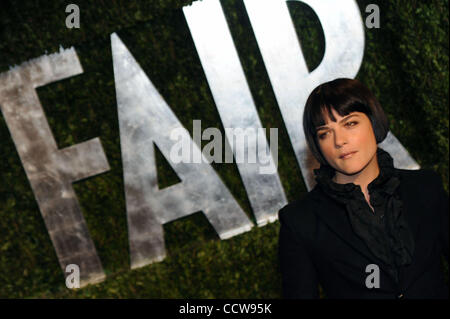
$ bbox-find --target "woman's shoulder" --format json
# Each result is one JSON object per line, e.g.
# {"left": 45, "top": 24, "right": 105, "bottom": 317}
{"left": 396, "top": 167, "right": 440, "bottom": 179}
{"left": 278, "top": 187, "right": 322, "bottom": 224}
{"left": 396, "top": 168, "right": 447, "bottom": 205}
{"left": 396, "top": 168, "right": 445, "bottom": 189}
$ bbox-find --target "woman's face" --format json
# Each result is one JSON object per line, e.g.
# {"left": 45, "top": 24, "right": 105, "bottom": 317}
{"left": 316, "top": 109, "right": 378, "bottom": 179}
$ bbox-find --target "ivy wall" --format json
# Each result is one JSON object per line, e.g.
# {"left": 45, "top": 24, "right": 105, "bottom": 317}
{"left": 0, "top": 0, "right": 448, "bottom": 298}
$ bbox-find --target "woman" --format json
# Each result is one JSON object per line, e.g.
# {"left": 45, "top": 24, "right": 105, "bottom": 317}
{"left": 278, "top": 78, "right": 448, "bottom": 299}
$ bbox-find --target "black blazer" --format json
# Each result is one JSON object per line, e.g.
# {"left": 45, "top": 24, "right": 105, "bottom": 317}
{"left": 278, "top": 168, "right": 449, "bottom": 299}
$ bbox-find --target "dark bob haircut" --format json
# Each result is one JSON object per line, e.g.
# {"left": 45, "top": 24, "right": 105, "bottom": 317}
{"left": 303, "top": 78, "right": 389, "bottom": 166}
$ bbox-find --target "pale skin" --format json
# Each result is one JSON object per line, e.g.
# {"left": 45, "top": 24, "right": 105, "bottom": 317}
{"left": 316, "top": 109, "right": 380, "bottom": 212}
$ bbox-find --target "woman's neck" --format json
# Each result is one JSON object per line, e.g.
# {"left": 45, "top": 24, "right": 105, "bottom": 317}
{"left": 333, "top": 152, "right": 380, "bottom": 203}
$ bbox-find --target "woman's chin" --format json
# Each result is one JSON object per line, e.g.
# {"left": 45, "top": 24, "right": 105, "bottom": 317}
{"left": 336, "top": 166, "right": 364, "bottom": 177}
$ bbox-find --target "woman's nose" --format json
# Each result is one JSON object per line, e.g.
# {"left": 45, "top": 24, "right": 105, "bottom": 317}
{"left": 334, "top": 129, "right": 347, "bottom": 148}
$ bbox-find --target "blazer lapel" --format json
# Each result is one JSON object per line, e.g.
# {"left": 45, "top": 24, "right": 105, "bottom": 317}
{"left": 310, "top": 186, "right": 422, "bottom": 286}
{"left": 310, "top": 189, "right": 377, "bottom": 262}
{"left": 398, "top": 182, "right": 421, "bottom": 253}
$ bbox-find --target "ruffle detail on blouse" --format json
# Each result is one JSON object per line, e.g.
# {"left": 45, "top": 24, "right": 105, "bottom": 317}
{"left": 313, "top": 148, "right": 415, "bottom": 282}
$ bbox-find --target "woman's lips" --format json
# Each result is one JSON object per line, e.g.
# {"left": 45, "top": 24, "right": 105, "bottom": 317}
{"left": 339, "top": 151, "right": 357, "bottom": 159}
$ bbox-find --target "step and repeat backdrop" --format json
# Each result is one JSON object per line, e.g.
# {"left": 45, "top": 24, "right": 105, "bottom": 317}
{"left": 0, "top": 0, "right": 448, "bottom": 298}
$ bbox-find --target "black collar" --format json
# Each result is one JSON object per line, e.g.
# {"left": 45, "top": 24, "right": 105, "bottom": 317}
{"left": 313, "top": 147, "right": 401, "bottom": 205}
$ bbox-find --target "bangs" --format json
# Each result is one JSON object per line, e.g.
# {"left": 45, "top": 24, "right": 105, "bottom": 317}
{"left": 311, "top": 101, "right": 371, "bottom": 130}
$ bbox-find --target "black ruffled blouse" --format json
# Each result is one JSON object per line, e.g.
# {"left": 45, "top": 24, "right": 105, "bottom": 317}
{"left": 313, "top": 148, "right": 415, "bottom": 283}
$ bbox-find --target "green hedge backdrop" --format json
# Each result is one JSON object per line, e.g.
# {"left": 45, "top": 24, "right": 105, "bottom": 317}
{"left": 0, "top": 0, "right": 448, "bottom": 298}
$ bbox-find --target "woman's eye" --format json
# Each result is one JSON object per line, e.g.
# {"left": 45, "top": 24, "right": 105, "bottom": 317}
{"left": 318, "top": 131, "right": 329, "bottom": 139}
{"left": 346, "top": 121, "right": 358, "bottom": 127}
